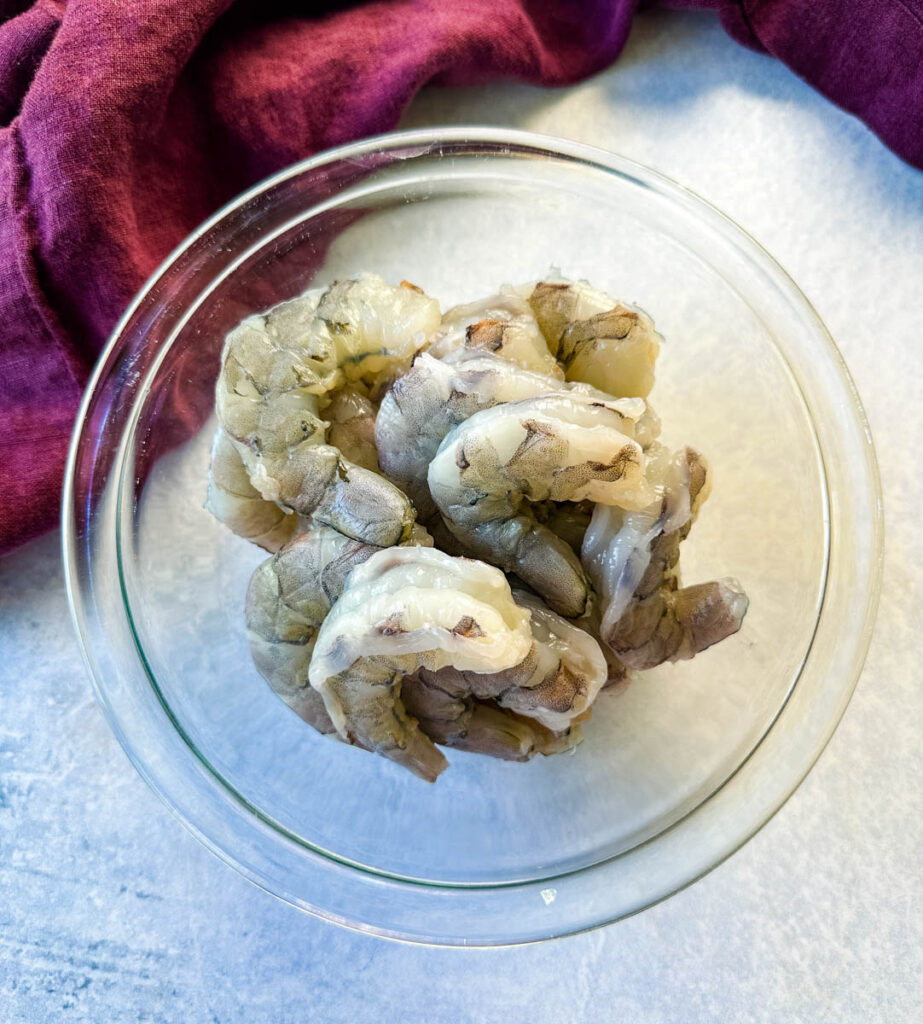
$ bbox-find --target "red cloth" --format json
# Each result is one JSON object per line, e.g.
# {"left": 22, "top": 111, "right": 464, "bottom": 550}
{"left": 1, "top": 0, "right": 921, "bottom": 554}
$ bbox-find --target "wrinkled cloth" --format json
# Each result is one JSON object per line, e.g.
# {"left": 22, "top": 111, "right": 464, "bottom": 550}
{"left": 0, "top": 0, "right": 920, "bottom": 554}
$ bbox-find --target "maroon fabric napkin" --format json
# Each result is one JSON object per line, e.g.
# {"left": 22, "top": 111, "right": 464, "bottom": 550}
{"left": 1, "top": 0, "right": 920, "bottom": 554}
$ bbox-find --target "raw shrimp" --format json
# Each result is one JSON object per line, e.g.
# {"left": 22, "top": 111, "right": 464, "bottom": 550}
{"left": 418, "top": 588, "right": 608, "bottom": 734}
{"left": 308, "top": 547, "right": 534, "bottom": 781}
{"left": 428, "top": 286, "right": 562, "bottom": 378}
{"left": 245, "top": 525, "right": 386, "bottom": 735}
{"left": 427, "top": 392, "right": 652, "bottom": 617}
{"left": 228, "top": 273, "right": 750, "bottom": 781}
{"left": 533, "top": 499, "right": 596, "bottom": 554}
{"left": 375, "top": 350, "right": 660, "bottom": 522}
{"left": 577, "top": 604, "right": 630, "bottom": 689}
{"left": 205, "top": 428, "right": 297, "bottom": 552}
{"left": 247, "top": 525, "right": 573, "bottom": 767}
{"left": 320, "top": 389, "right": 380, "bottom": 472}
{"left": 526, "top": 278, "right": 616, "bottom": 353}
{"left": 402, "top": 673, "right": 583, "bottom": 762}
{"left": 376, "top": 352, "right": 561, "bottom": 520}
{"left": 583, "top": 444, "right": 703, "bottom": 637}
{"left": 582, "top": 445, "right": 748, "bottom": 669}
{"left": 609, "top": 579, "right": 748, "bottom": 671}
{"left": 504, "top": 588, "right": 606, "bottom": 731}
{"left": 214, "top": 274, "right": 440, "bottom": 546}
{"left": 528, "top": 279, "right": 661, "bottom": 398}
{"left": 486, "top": 588, "right": 607, "bottom": 731}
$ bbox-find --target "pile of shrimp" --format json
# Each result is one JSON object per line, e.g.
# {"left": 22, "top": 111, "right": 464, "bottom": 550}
{"left": 207, "top": 272, "right": 748, "bottom": 781}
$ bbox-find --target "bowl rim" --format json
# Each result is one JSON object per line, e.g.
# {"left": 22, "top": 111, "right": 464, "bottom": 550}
{"left": 62, "top": 126, "right": 884, "bottom": 946}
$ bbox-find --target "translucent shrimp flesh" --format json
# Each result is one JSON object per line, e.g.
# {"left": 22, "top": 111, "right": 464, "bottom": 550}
{"left": 428, "top": 286, "right": 562, "bottom": 378}
{"left": 319, "top": 389, "right": 380, "bottom": 472}
{"left": 400, "top": 673, "right": 583, "bottom": 762}
{"left": 225, "top": 272, "right": 750, "bottom": 781}
{"left": 308, "top": 547, "right": 535, "bottom": 781}
{"left": 246, "top": 525, "right": 385, "bottom": 736}
{"left": 528, "top": 279, "right": 662, "bottom": 398}
{"left": 248, "top": 524, "right": 575, "bottom": 768}
{"left": 428, "top": 588, "right": 608, "bottom": 733}
{"left": 375, "top": 349, "right": 660, "bottom": 522}
{"left": 427, "top": 392, "right": 653, "bottom": 617}
{"left": 213, "top": 274, "right": 440, "bottom": 546}
{"left": 581, "top": 444, "right": 748, "bottom": 669}
{"left": 205, "top": 428, "right": 297, "bottom": 552}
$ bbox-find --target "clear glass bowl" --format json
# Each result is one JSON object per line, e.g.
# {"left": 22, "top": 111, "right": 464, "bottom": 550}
{"left": 62, "top": 129, "right": 883, "bottom": 945}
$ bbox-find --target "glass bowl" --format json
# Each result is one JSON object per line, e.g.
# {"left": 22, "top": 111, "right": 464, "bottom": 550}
{"left": 62, "top": 128, "right": 883, "bottom": 946}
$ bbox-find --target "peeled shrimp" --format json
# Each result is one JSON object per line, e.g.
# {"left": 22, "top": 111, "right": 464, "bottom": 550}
{"left": 489, "top": 588, "right": 607, "bottom": 731}
{"left": 248, "top": 524, "right": 571, "bottom": 768}
{"left": 417, "top": 588, "right": 607, "bottom": 735}
{"left": 205, "top": 428, "right": 297, "bottom": 552}
{"left": 427, "top": 392, "right": 652, "bottom": 617}
{"left": 214, "top": 274, "right": 440, "bottom": 546}
{"left": 376, "top": 351, "right": 563, "bottom": 520}
{"left": 428, "top": 286, "right": 562, "bottom": 378}
{"left": 582, "top": 445, "right": 748, "bottom": 669}
{"left": 528, "top": 279, "right": 661, "bottom": 398}
{"left": 308, "top": 547, "right": 534, "bottom": 781}
{"left": 230, "top": 273, "right": 750, "bottom": 781}
{"left": 375, "top": 349, "right": 660, "bottom": 522}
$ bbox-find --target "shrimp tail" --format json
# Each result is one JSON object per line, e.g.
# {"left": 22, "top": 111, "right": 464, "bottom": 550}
{"left": 324, "top": 663, "right": 449, "bottom": 782}
{"left": 608, "top": 579, "right": 749, "bottom": 671}
{"left": 402, "top": 670, "right": 582, "bottom": 762}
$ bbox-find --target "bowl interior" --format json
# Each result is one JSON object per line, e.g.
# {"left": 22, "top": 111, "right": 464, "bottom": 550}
{"left": 117, "top": 152, "right": 827, "bottom": 886}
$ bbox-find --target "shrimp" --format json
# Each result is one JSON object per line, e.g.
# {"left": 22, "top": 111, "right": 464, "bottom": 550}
{"left": 421, "top": 588, "right": 608, "bottom": 733}
{"left": 248, "top": 525, "right": 571, "bottom": 768}
{"left": 528, "top": 279, "right": 661, "bottom": 398}
{"left": 402, "top": 673, "right": 584, "bottom": 762}
{"left": 427, "top": 392, "right": 652, "bottom": 617}
{"left": 581, "top": 445, "right": 748, "bottom": 669}
{"left": 376, "top": 352, "right": 563, "bottom": 520}
{"left": 205, "top": 428, "right": 297, "bottom": 552}
{"left": 609, "top": 579, "right": 749, "bottom": 671}
{"left": 533, "top": 499, "right": 596, "bottom": 554}
{"left": 577, "top": 603, "right": 630, "bottom": 689}
{"left": 246, "top": 525, "right": 388, "bottom": 735}
{"left": 583, "top": 444, "right": 703, "bottom": 637}
{"left": 308, "top": 547, "right": 535, "bottom": 781}
{"left": 320, "top": 389, "right": 380, "bottom": 472}
{"left": 375, "top": 349, "right": 660, "bottom": 521}
{"left": 214, "top": 274, "right": 440, "bottom": 546}
{"left": 428, "top": 286, "right": 562, "bottom": 378}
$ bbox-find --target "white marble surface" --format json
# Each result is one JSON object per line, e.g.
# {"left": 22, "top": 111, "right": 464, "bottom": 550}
{"left": 2, "top": 10, "right": 921, "bottom": 1022}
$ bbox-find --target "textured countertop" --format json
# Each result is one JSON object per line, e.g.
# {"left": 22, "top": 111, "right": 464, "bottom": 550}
{"left": 1, "top": 10, "right": 921, "bottom": 1023}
